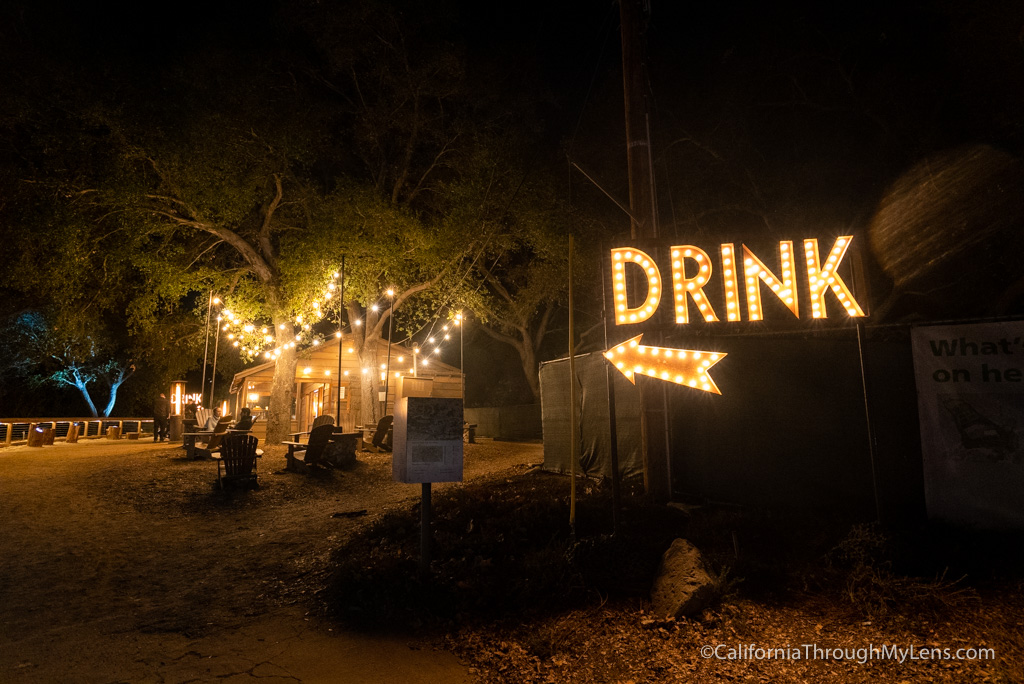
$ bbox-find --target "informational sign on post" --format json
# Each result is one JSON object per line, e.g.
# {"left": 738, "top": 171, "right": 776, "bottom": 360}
{"left": 911, "top": 321, "right": 1024, "bottom": 528}
{"left": 392, "top": 397, "right": 464, "bottom": 483}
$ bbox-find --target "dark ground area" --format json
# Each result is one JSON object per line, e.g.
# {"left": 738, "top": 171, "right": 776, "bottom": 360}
{"left": 321, "top": 469, "right": 1024, "bottom": 682}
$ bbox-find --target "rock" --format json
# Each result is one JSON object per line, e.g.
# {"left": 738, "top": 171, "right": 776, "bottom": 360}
{"left": 650, "top": 538, "right": 717, "bottom": 619}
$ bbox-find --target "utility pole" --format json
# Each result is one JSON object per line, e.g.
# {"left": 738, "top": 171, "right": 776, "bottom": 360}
{"left": 620, "top": 0, "right": 672, "bottom": 501}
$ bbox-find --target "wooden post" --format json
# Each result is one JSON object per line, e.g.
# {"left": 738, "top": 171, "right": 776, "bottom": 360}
{"left": 620, "top": 0, "right": 671, "bottom": 501}
{"left": 568, "top": 234, "right": 577, "bottom": 530}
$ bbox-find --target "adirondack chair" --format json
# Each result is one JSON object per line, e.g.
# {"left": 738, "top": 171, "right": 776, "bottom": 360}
{"left": 288, "top": 414, "right": 334, "bottom": 441}
{"left": 230, "top": 413, "right": 258, "bottom": 433}
{"left": 214, "top": 433, "right": 260, "bottom": 490}
{"left": 282, "top": 423, "right": 337, "bottom": 473}
{"left": 371, "top": 415, "right": 394, "bottom": 452}
{"left": 195, "top": 407, "right": 212, "bottom": 429}
{"left": 192, "top": 417, "right": 233, "bottom": 459}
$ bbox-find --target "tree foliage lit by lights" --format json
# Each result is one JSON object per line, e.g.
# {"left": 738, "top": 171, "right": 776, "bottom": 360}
{"left": 0, "top": 312, "right": 134, "bottom": 418}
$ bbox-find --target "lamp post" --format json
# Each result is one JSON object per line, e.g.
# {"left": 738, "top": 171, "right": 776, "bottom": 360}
{"left": 456, "top": 311, "right": 464, "bottom": 399}
{"left": 200, "top": 293, "right": 221, "bottom": 407}
{"left": 336, "top": 257, "right": 345, "bottom": 423}
{"left": 210, "top": 315, "right": 222, "bottom": 409}
{"left": 382, "top": 288, "right": 395, "bottom": 414}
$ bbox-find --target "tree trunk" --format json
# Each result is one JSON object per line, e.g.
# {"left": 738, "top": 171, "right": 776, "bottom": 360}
{"left": 517, "top": 335, "right": 541, "bottom": 403}
{"left": 266, "top": 318, "right": 298, "bottom": 444}
{"left": 72, "top": 380, "right": 100, "bottom": 418}
{"left": 475, "top": 323, "right": 544, "bottom": 404}
{"left": 101, "top": 370, "right": 131, "bottom": 417}
{"left": 358, "top": 338, "right": 381, "bottom": 428}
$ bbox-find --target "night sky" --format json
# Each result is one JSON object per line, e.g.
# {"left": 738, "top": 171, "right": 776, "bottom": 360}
{"left": 2, "top": 0, "right": 1023, "bottom": 408}
{"left": 11, "top": 0, "right": 1020, "bottom": 189}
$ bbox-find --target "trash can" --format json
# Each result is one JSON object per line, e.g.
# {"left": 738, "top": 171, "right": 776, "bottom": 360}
{"left": 169, "top": 414, "right": 184, "bottom": 441}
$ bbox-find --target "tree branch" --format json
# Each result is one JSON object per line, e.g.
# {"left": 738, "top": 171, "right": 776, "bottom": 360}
{"left": 405, "top": 133, "right": 458, "bottom": 205}
{"left": 259, "top": 174, "right": 284, "bottom": 271}
{"left": 370, "top": 270, "right": 446, "bottom": 339}
{"left": 533, "top": 301, "right": 554, "bottom": 350}
{"left": 392, "top": 89, "right": 421, "bottom": 204}
{"left": 476, "top": 320, "right": 523, "bottom": 351}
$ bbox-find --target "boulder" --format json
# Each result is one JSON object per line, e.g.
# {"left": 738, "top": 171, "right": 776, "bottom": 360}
{"left": 650, "top": 538, "right": 717, "bottom": 619}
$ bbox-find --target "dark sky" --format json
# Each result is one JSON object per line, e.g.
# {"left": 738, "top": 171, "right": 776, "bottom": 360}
{"left": 14, "top": 0, "right": 1020, "bottom": 148}
{"left": 7, "top": 0, "right": 1024, "bottom": 308}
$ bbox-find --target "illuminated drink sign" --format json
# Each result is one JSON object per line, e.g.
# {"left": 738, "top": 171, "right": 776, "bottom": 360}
{"left": 611, "top": 236, "right": 865, "bottom": 325}
{"left": 603, "top": 235, "right": 868, "bottom": 394}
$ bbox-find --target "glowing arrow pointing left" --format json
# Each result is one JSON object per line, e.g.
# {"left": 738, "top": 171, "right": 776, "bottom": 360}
{"left": 603, "top": 334, "right": 726, "bottom": 395}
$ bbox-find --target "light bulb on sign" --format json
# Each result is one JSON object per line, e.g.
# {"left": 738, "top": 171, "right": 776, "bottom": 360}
{"left": 670, "top": 245, "right": 719, "bottom": 324}
{"left": 611, "top": 247, "right": 662, "bottom": 325}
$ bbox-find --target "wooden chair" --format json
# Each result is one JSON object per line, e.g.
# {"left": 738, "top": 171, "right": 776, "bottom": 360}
{"left": 195, "top": 407, "right": 212, "bottom": 429}
{"left": 371, "top": 415, "right": 394, "bottom": 452}
{"left": 229, "top": 414, "right": 259, "bottom": 434}
{"left": 282, "top": 423, "right": 337, "bottom": 473}
{"left": 214, "top": 433, "right": 260, "bottom": 490}
{"left": 193, "top": 417, "right": 233, "bottom": 459}
{"left": 288, "top": 414, "right": 334, "bottom": 442}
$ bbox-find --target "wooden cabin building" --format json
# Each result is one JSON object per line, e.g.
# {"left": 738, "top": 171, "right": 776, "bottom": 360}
{"left": 228, "top": 335, "right": 463, "bottom": 441}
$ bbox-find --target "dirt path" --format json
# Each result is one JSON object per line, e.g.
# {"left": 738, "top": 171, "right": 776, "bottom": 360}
{"left": 0, "top": 438, "right": 542, "bottom": 683}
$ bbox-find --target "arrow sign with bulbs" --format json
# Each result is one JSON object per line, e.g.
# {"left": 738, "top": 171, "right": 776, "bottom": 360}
{"left": 603, "top": 334, "right": 726, "bottom": 395}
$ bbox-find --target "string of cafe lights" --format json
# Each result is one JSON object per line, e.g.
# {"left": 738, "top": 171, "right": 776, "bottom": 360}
{"left": 210, "top": 270, "right": 464, "bottom": 376}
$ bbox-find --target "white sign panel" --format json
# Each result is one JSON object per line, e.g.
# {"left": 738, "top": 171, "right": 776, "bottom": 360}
{"left": 911, "top": 321, "right": 1024, "bottom": 528}
{"left": 392, "top": 397, "right": 463, "bottom": 483}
